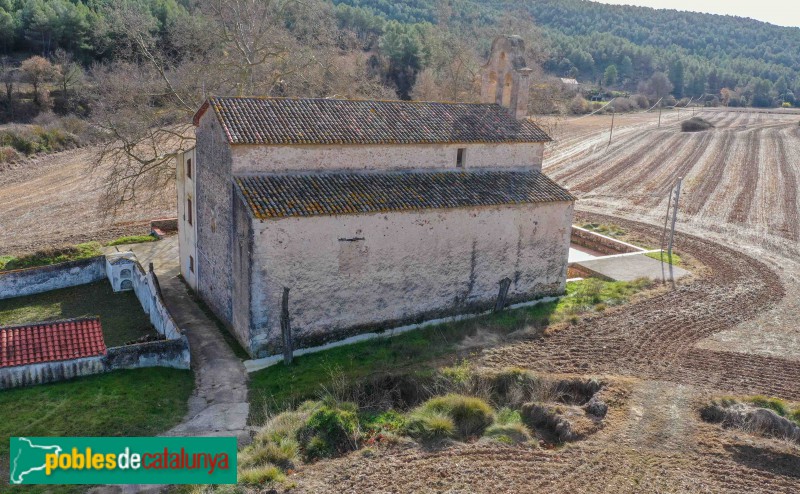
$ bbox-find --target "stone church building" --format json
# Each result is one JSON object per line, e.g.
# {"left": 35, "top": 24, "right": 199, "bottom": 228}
{"left": 177, "top": 36, "right": 575, "bottom": 358}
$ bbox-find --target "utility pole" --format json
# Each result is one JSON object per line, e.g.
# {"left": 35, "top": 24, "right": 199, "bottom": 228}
{"left": 667, "top": 177, "right": 683, "bottom": 288}
{"left": 659, "top": 187, "right": 674, "bottom": 285}
{"left": 607, "top": 107, "right": 616, "bottom": 148}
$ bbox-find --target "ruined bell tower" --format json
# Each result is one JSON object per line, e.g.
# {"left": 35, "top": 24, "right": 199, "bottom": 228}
{"left": 481, "top": 36, "right": 533, "bottom": 119}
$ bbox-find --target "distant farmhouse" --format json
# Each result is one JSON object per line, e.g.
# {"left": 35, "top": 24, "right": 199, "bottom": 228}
{"left": 177, "top": 36, "right": 575, "bottom": 358}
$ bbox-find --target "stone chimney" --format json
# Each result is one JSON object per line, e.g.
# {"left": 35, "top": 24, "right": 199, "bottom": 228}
{"left": 481, "top": 36, "right": 532, "bottom": 119}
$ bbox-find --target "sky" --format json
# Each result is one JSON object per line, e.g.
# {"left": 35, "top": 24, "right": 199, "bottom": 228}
{"left": 593, "top": 1, "right": 800, "bottom": 28}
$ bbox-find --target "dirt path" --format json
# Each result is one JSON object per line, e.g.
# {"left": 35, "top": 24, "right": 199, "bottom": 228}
{"left": 106, "top": 239, "right": 250, "bottom": 444}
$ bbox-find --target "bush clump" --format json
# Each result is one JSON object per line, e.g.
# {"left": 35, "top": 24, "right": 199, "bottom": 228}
{"left": 238, "top": 465, "right": 285, "bottom": 485}
{"left": 681, "top": 117, "right": 714, "bottom": 132}
{"left": 483, "top": 408, "right": 532, "bottom": 444}
{"left": 0, "top": 125, "right": 80, "bottom": 156}
{"left": 403, "top": 409, "right": 457, "bottom": 442}
{"left": 408, "top": 394, "right": 494, "bottom": 440}
{"left": 297, "top": 401, "right": 361, "bottom": 460}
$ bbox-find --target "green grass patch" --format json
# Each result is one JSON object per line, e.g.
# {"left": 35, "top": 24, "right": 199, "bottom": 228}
{"left": 645, "top": 250, "right": 683, "bottom": 266}
{"left": 0, "top": 368, "right": 193, "bottom": 493}
{"left": 105, "top": 235, "right": 157, "bottom": 247}
{"left": 748, "top": 396, "right": 788, "bottom": 416}
{"left": 579, "top": 222, "right": 627, "bottom": 238}
{"left": 0, "top": 242, "right": 102, "bottom": 271}
{"left": 249, "top": 278, "right": 653, "bottom": 422}
{"left": 0, "top": 280, "right": 157, "bottom": 346}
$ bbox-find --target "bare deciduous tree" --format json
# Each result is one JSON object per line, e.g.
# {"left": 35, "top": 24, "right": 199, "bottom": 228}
{"left": 20, "top": 55, "right": 56, "bottom": 106}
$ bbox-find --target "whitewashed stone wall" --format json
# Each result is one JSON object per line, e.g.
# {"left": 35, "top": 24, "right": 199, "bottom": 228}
{"left": 246, "top": 201, "right": 573, "bottom": 356}
{"left": 0, "top": 257, "right": 106, "bottom": 300}
{"left": 231, "top": 142, "right": 544, "bottom": 174}
{"left": 130, "top": 261, "right": 182, "bottom": 340}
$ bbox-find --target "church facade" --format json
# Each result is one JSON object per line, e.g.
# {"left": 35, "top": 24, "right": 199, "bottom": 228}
{"left": 177, "top": 36, "right": 575, "bottom": 357}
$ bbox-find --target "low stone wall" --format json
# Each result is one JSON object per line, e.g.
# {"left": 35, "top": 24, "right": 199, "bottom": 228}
{"left": 0, "top": 337, "right": 190, "bottom": 390}
{"left": 130, "top": 262, "right": 182, "bottom": 340}
{"left": 0, "top": 356, "right": 105, "bottom": 390}
{"left": 0, "top": 257, "right": 106, "bottom": 300}
{"left": 105, "top": 336, "right": 190, "bottom": 371}
{"left": 570, "top": 226, "right": 644, "bottom": 256}
{"left": 0, "top": 254, "right": 189, "bottom": 390}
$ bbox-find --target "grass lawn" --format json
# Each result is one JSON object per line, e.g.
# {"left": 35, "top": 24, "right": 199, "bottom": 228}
{"left": 105, "top": 235, "right": 157, "bottom": 247}
{"left": 0, "top": 368, "right": 194, "bottom": 494}
{"left": 248, "top": 278, "right": 653, "bottom": 424}
{"left": 0, "top": 242, "right": 102, "bottom": 271}
{"left": 0, "top": 281, "right": 156, "bottom": 347}
{"left": 645, "top": 250, "right": 683, "bottom": 266}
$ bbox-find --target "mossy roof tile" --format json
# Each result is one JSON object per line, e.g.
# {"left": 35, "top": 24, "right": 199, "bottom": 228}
{"left": 235, "top": 170, "right": 574, "bottom": 220}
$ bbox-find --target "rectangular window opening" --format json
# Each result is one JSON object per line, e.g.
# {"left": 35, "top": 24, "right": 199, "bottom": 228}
{"left": 186, "top": 158, "right": 192, "bottom": 179}
{"left": 456, "top": 148, "right": 466, "bottom": 168}
{"left": 187, "top": 198, "right": 193, "bottom": 225}
{"left": 189, "top": 255, "right": 195, "bottom": 273}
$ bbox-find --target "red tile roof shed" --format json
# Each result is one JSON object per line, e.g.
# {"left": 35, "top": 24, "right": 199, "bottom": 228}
{"left": 0, "top": 318, "right": 107, "bottom": 368}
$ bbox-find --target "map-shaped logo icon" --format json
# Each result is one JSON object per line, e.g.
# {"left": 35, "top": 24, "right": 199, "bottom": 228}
{"left": 10, "top": 437, "right": 62, "bottom": 484}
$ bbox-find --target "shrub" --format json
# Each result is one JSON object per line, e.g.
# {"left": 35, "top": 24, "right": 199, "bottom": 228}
{"left": 403, "top": 410, "right": 456, "bottom": 441}
{"left": 441, "top": 360, "right": 472, "bottom": 385}
{"left": 789, "top": 409, "right": 800, "bottom": 426}
{"left": 569, "top": 94, "right": 589, "bottom": 114}
{"left": 484, "top": 422, "right": 532, "bottom": 444}
{"left": 681, "top": 117, "right": 714, "bottom": 132}
{"left": 633, "top": 94, "right": 650, "bottom": 108}
{"left": 412, "top": 394, "right": 494, "bottom": 439}
{"left": 238, "top": 464, "right": 285, "bottom": 485}
{"left": 749, "top": 396, "right": 787, "bottom": 416}
{"left": 297, "top": 403, "right": 360, "bottom": 460}
{"left": 240, "top": 438, "right": 299, "bottom": 470}
{"left": 0, "top": 145, "right": 22, "bottom": 163}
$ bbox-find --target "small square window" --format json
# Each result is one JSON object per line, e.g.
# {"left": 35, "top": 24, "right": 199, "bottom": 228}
{"left": 186, "top": 158, "right": 192, "bottom": 179}
{"left": 456, "top": 148, "right": 466, "bottom": 168}
{"left": 189, "top": 255, "right": 195, "bottom": 273}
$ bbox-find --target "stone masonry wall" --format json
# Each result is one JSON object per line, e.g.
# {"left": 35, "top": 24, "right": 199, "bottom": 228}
{"left": 247, "top": 201, "right": 573, "bottom": 357}
{"left": 0, "top": 257, "right": 106, "bottom": 300}
{"left": 195, "top": 111, "right": 236, "bottom": 327}
{"left": 231, "top": 142, "right": 545, "bottom": 174}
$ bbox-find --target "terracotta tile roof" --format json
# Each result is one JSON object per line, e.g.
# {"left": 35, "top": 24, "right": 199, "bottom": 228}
{"left": 0, "top": 318, "right": 107, "bottom": 368}
{"left": 196, "top": 97, "right": 552, "bottom": 145}
{"left": 235, "top": 170, "right": 574, "bottom": 220}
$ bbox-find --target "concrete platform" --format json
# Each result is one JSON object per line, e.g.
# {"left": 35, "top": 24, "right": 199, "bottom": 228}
{"left": 573, "top": 253, "right": 689, "bottom": 282}
{"left": 569, "top": 244, "right": 603, "bottom": 263}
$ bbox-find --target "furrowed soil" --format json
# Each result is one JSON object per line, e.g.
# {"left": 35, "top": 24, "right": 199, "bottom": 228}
{"left": 2, "top": 109, "right": 800, "bottom": 492}
{"left": 286, "top": 109, "right": 800, "bottom": 493}
{"left": 0, "top": 147, "right": 175, "bottom": 255}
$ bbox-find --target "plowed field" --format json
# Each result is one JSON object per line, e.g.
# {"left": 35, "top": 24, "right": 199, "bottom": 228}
{"left": 289, "top": 109, "right": 800, "bottom": 493}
